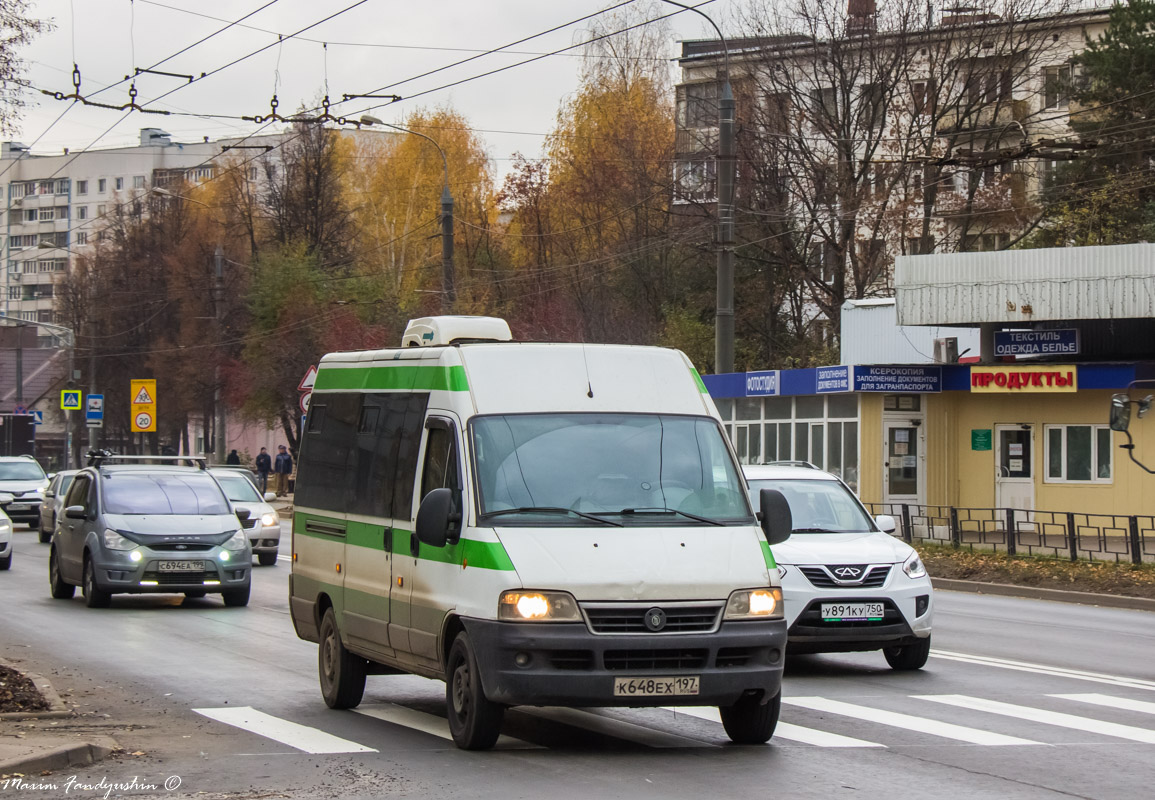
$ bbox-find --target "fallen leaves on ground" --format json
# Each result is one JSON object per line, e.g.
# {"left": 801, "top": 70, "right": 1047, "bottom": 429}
{"left": 918, "top": 544, "right": 1155, "bottom": 599}
{"left": 0, "top": 665, "right": 50, "bottom": 713}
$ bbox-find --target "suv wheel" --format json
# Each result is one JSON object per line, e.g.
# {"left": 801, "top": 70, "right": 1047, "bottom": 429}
{"left": 49, "top": 549, "right": 74, "bottom": 599}
{"left": 884, "top": 635, "right": 931, "bottom": 670}
{"left": 83, "top": 557, "right": 111, "bottom": 608}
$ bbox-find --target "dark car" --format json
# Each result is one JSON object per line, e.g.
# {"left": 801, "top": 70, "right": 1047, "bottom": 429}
{"left": 49, "top": 455, "right": 252, "bottom": 608}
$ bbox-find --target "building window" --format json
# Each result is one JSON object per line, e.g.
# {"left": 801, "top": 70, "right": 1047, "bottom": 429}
{"left": 1045, "top": 425, "right": 1112, "bottom": 483}
{"left": 857, "top": 83, "right": 885, "bottom": 129}
{"left": 679, "top": 81, "right": 719, "bottom": 129}
{"left": 97, "top": 204, "right": 106, "bottom": 217}
{"left": 7, "top": 286, "right": 18, "bottom": 300}
{"left": 962, "top": 232, "right": 1010, "bottom": 251}
{"left": 77, "top": 180, "right": 88, "bottom": 195}
{"left": 38, "top": 207, "right": 55, "bottom": 221}
{"left": 98, "top": 178, "right": 107, "bottom": 193}
{"left": 764, "top": 92, "right": 792, "bottom": 134}
{"left": 37, "top": 309, "right": 54, "bottom": 323}
{"left": 76, "top": 231, "right": 88, "bottom": 245}
{"left": 56, "top": 179, "right": 69, "bottom": 194}
{"left": 77, "top": 206, "right": 87, "bottom": 220}
{"left": 1044, "top": 64, "right": 1071, "bottom": 109}
{"left": 37, "top": 259, "right": 52, "bottom": 272}
{"left": 907, "top": 235, "right": 935, "bottom": 255}
{"left": 674, "top": 158, "right": 717, "bottom": 203}
{"left": 115, "top": 177, "right": 124, "bottom": 191}
{"left": 24, "top": 209, "right": 37, "bottom": 222}
{"left": 133, "top": 175, "right": 146, "bottom": 189}
{"left": 912, "top": 80, "right": 931, "bottom": 115}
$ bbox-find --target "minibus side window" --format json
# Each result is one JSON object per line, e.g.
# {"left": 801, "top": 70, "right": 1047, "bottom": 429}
{"left": 421, "top": 421, "right": 461, "bottom": 501}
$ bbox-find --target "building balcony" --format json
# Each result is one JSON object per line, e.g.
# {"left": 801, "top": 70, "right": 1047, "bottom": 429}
{"left": 937, "top": 99, "right": 1031, "bottom": 134}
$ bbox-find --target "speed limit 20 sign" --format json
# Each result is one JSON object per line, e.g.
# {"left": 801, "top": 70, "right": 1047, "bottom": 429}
{"left": 131, "top": 379, "right": 157, "bottom": 433}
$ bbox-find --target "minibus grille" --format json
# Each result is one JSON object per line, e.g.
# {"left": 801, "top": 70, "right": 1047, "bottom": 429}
{"left": 583, "top": 603, "right": 722, "bottom": 635}
{"left": 603, "top": 649, "right": 708, "bottom": 671}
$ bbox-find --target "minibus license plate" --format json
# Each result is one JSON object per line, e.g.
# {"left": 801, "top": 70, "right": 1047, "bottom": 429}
{"left": 613, "top": 676, "right": 699, "bottom": 697}
{"left": 158, "top": 560, "right": 204, "bottom": 572}
{"left": 821, "top": 602, "right": 884, "bottom": 621}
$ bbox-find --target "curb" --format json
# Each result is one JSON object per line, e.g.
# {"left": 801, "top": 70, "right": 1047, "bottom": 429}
{"left": 0, "top": 658, "right": 72, "bottom": 721}
{"left": 932, "top": 577, "right": 1155, "bottom": 611}
{"left": 0, "top": 737, "right": 118, "bottom": 777}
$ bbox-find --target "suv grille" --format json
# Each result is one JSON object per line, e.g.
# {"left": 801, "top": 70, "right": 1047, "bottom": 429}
{"left": 583, "top": 603, "right": 722, "bottom": 634}
{"left": 799, "top": 565, "right": 891, "bottom": 588}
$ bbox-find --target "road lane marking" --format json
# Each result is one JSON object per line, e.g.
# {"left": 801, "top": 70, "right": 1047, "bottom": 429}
{"left": 915, "top": 695, "right": 1155, "bottom": 744}
{"left": 931, "top": 650, "right": 1155, "bottom": 692}
{"left": 193, "top": 706, "right": 377, "bottom": 754}
{"left": 668, "top": 706, "right": 885, "bottom": 748}
{"left": 354, "top": 703, "right": 540, "bottom": 749}
{"left": 783, "top": 696, "right": 1042, "bottom": 746}
{"left": 1051, "top": 693, "right": 1155, "bottom": 716}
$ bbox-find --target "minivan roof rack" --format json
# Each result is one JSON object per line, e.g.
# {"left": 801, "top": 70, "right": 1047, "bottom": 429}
{"left": 761, "top": 460, "right": 821, "bottom": 469}
{"left": 85, "top": 450, "right": 207, "bottom": 469}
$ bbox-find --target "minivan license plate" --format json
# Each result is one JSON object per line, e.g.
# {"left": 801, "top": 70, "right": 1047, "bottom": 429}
{"left": 821, "top": 602, "right": 884, "bottom": 621}
{"left": 613, "top": 676, "right": 699, "bottom": 697}
{"left": 158, "top": 560, "right": 204, "bottom": 572}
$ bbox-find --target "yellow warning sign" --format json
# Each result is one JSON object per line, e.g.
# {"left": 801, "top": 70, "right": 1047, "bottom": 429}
{"left": 131, "top": 378, "right": 157, "bottom": 433}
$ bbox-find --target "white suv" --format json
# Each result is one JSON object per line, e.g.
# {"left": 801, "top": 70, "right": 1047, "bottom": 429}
{"left": 744, "top": 464, "right": 933, "bottom": 670}
{"left": 0, "top": 455, "right": 49, "bottom": 529}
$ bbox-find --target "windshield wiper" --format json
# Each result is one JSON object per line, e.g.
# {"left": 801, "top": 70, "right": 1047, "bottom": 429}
{"left": 481, "top": 506, "right": 623, "bottom": 527}
{"left": 619, "top": 507, "right": 725, "bottom": 527}
{"left": 791, "top": 527, "right": 842, "bottom": 533}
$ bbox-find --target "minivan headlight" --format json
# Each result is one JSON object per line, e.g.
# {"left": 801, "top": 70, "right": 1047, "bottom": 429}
{"left": 903, "top": 552, "right": 927, "bottom": 579}
{"left": 260, "top": 512, "right": 278, "bottom": 528}
{"left": 498, "top": 590, "right": 581, "bottom": 622}
{"left": 223, "top": 530, "right": 248, "bottom": 551}
{"left": 102, "top": 529, "right": 135, "bottom": 550}
{"left": 724, "top": 587, "right": 784, "bottom": 620}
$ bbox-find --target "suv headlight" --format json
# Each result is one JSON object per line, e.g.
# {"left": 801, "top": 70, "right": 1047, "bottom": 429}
{"left": 724, "top": 587, "right": 784, "bottom": 620}
{"left": 102, "top": 529, "right": 135, "bottom": 550}
{"left": 498, "top": 590, "right": 581, "bottom": 622}
{"left": 223, "top": 530, "right": 249, "bottom": 551}
{"left": 260, "top": 512, "right": 278, "bottom": 528}
{"left": 903, "top": 552, "right": 927, "bottom": 579}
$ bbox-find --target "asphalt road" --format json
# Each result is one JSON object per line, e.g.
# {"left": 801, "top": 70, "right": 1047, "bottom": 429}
{"left": 2, "top": 521, "right": 1154, "bottom": 800}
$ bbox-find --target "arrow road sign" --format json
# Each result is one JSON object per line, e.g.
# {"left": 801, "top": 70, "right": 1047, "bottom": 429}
{"left": 87, "top": 393, "right": 105, "bottom": 428}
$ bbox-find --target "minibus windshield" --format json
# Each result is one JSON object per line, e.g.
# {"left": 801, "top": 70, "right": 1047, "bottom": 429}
{"left": 472, "top": 413, "right": 752, "bottom": 526}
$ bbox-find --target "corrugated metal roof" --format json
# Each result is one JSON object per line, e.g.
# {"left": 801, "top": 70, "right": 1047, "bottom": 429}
{"left": 895, "top": 243, "right": 1155, "bottom": 325}
{"left": 841, "top": 298, "right": 980, "bottom": 364}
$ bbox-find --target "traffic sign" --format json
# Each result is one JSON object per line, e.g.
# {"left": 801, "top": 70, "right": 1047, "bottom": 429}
{"left": 298, "top": 365, "right": 317, "bottom": 392}
{"left": 300, "top": 391, "right": 311, "bottom": 414}
{"left": 32, "top": 410, "right": 43, "bottom": 425}
{"left": 60, "top": 390, "right": 81, "bottom": 410}
{"left": 13, "top": 404, "right": 27, "bottom": 416}
{"left": 131, "top": 379, "right": 157, "bottom": 433}
{"left": 87, "top": 393, "right": 104, "bottom": 428}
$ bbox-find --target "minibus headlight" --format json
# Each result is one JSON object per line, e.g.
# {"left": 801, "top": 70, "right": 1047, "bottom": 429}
{"left": 724, "top": 587, "right": 784, "bottom": 620}
{"left": 498, "top": 590, "right": 581, "bottom": 622}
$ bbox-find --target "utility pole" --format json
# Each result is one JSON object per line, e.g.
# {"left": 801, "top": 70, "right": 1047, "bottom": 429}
{"left": 213, "top": 245, "right": 226, "bottom": 464}
{"left": 441, "top": 183, "right": 455, "bottom": 310}
{"left": 87, "top": 320, "right": 98, "bottom": 452}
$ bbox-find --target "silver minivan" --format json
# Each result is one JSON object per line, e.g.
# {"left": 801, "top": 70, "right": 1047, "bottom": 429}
{"left": 49, "top": 455, "right": 252, "bottom": 608}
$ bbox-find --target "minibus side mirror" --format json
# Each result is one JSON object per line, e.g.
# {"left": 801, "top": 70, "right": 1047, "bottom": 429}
{"left": 1110, "top": 393, "right": 1131, "bottom": 432}
{"left": 416, "top": 488, "right": 462, "bottom": 548}
{"left": 759, "top": 488, "right": 792, "bottom": 546}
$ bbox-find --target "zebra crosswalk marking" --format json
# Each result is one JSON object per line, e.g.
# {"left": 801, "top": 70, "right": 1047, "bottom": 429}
{"left": 1050, "top": 693, "right": 1155, "bottom": 717}
{"left": 193, "top": 706, "right": 377, "bottom": 754}
{"left": 669, "top": 706, "right": 885, "bottom": 748}
{"left": 354, "top": 703, "right": 541, "bottom": 749}
{"left": 783, "top": 696, "right": 1043, "bottom": 746}
{"left": 914, "top": 695, "right": 1155, "bottom": 744}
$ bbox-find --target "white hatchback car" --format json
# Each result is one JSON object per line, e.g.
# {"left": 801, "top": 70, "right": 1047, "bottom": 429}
{"left": 209, "top": 469, "right": 281, "bottom": 566}
{"left": 744, "top": 463, "right": 933, "bottom": 670}
{"left": 0, "top": 506, "right": 13, "bottom": 570}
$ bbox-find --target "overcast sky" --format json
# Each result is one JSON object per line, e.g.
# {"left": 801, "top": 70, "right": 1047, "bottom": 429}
{"left": 15, "top": 0, "right": 729, "bottom": 180}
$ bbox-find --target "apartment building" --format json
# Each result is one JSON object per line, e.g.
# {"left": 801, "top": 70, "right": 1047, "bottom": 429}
{"left": 674, "top": 2, "right": 1111, "bottom": 328}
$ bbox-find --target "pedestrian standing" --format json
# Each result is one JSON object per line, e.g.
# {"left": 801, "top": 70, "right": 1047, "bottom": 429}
{"left": 226, "top": 449, "right": 240, "bottom": 465}
{"left": 255, "top": 447, "right": 272, "bottom": 493}
{"left": 274, "top": 444, "right": 293, "bottom": 497}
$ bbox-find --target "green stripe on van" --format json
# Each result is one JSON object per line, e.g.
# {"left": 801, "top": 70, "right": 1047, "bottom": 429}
{"left": 314, "top": 365, "right": 469, "bottom": 392}
{"left": 759, "top": 541, "right": 777, "bottom": 570}
{"left": 294, "top": 511, "right": 516, "bottom": 571}
{"left": 690, "top": 368, "right": 708, "bottom": 393}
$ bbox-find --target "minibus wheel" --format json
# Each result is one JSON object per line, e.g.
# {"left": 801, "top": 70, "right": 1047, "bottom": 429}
{"left": 446, "top": 632, "right": 504, "bottom": 750}
{"left": 720, "top": 689, "right": 781, "bottom": 744}
{"left": 318, "top": 608, "right": 366, "bottom": 708}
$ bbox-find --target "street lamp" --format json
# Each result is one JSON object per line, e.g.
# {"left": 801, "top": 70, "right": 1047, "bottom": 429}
{"left": 359, "top": 115, "right": 455, "bottom": 310}
{"left": 152, "top": 187, "right": 226, "bottom": 463}
{"left": 659, "top": 0, "right": 735, "bottom": 374}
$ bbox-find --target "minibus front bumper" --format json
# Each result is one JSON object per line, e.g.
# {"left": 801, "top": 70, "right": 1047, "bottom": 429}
{"left": 463, "top": 618, "right": 787, "bottom": 708}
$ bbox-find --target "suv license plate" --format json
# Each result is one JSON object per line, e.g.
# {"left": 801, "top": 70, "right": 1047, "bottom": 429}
{"left": 158, "top": 560, "right": 205, "bottom": 572}
{"left": 821, "top": 602, "right": 884, "bottom": 621}
{"left": 613, "top": 676, "right": 699, "bottom": 697}
{"left": 7, "top": 503, "right": 28, "bottom": 511}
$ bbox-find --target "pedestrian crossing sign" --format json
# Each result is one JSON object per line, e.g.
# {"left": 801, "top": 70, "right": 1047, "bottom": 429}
{"left": 60, "top": 390, "right": 82, "bottom": 410}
